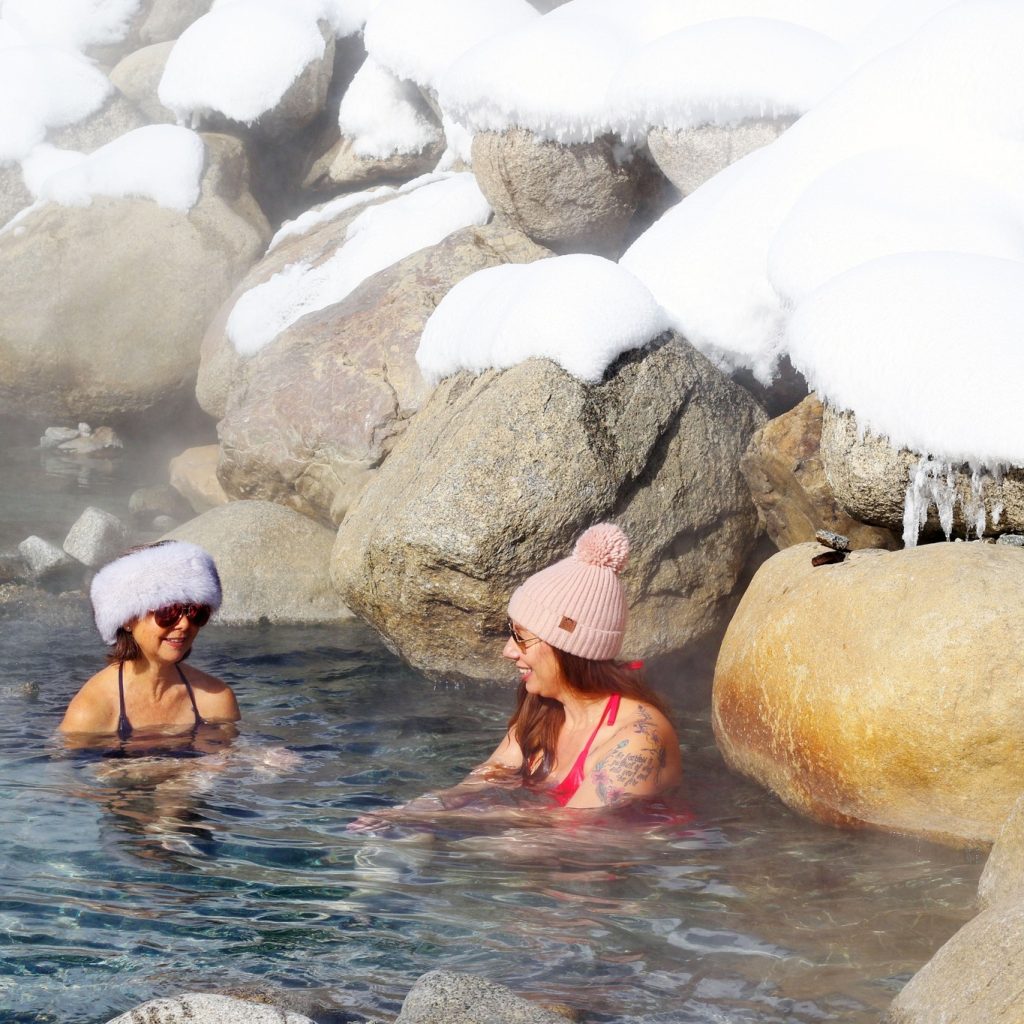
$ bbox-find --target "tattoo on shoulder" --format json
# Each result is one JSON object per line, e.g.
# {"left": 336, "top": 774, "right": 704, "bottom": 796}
{"left": 591, "top": 727, "right": 667, "bottom": 805}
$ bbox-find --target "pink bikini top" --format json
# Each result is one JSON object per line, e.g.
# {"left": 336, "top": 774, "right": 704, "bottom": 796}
{"left": 549, "top": 693, "right": 620, "bottom": 806}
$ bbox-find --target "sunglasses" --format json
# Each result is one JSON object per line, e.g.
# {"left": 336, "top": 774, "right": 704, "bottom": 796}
{"left": 152, "top": 603, "right": 212, "bottom": 629}
{"left": 508, "top": 619, "right": 542, "bottom": 651}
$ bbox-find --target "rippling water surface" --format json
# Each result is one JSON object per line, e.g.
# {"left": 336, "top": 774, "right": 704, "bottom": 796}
{"left": 0, "top": 438, "right": 983, "bottom": 1024}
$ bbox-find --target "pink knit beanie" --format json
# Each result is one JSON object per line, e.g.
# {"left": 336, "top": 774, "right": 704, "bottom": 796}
{"left": 507, "top": 523, "right": 630, "bottom": 661}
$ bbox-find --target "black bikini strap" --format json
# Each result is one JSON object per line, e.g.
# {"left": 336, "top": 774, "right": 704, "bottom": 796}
{"left": 175, "top": 663, "right": 206, "bottom": 727}
{"left": 116, "top": 661, "right": 132, "bottom": 741}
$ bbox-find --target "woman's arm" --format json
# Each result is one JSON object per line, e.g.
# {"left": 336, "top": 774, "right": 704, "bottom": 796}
{"left": 569, "top": 704, "right": 682, "bottom": 808}
{"left": 59, "top": 672, "right": 115, "bottom": 734}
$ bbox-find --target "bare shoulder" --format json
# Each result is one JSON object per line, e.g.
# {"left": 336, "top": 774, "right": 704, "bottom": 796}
{"left": 180, "top": 665, "right": 240, "bottom": 722}
{"left": 571, "top": 697, "right": 682, "bottom": 808}
{"left": 59, "top": 663, "right": 119, "bottom": 733}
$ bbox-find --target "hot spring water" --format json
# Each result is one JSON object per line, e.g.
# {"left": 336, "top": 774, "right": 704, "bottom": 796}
{"left": 0, "top": 436, "right": 982, "bottom": 1024}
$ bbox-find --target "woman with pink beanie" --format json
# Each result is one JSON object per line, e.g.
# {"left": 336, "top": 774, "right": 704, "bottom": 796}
{"left": 353, "top": 524, "right": 681, "bottom": 826}
{"left": 481, "top": 522, "right": 682, "bottom": 808}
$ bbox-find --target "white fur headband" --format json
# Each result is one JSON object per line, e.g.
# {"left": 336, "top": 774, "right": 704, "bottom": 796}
{"left": 90, "top": 541, "right": 222, "bottom": 644}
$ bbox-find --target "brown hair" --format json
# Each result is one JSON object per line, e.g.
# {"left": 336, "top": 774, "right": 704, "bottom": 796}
{"left": 508, "top": 648, "right": 670, "bottom": 787}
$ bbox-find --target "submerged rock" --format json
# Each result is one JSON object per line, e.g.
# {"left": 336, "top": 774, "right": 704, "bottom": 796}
{"left": 398, "top": 970, "right": 573, "bottom": 1024}
{"left": 713, "top": 540, "right": 1024, "bottom": 846}
{"left": 0, "top": 133, "right": 269, "bottom": 424}
{"left": 332, "top": 335, "right": 765, "bottom": 681}
{"left": 882, "top": 901, "right": 1024, "bottom": 1024}
{"left": 820, "top": 405, "right": 1024, "bottom": 542}
{"left": 471, "top": 129, "right": 658, "bottom": 258}
{"left": 63, "top": 507, "right": 130, "bottom": 568}
{"left": 166, "top": 500, "right": 351, "bottom": 625}
{"left": 105, "top": 992, "right": 314, "bottom": 1024}
{"left": 216, "top": 221, "right": 551, "bottom": 525}
{"left": 740, "top": 395, "right": 899, "bottom": 552}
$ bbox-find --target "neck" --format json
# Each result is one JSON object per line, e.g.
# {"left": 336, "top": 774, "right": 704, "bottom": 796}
{"left": 559, "top": 689, "right": 608, "bottom": 731}
{"left": 124, "top": 656, "right": 183, "bottom": 695}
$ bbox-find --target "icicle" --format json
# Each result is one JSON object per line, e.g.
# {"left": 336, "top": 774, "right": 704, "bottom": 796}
{"left": 902, "top": 458, "right": 1004, "bottom": 547}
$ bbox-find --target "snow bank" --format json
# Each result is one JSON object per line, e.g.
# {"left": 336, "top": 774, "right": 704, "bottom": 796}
{"left": 439, "top": 2, "right": 636, "bottom": 143}
{"left": 0, "top": 45, "right": 112, "bottom": 163}
{"left": 1, "top": 0, "right": 140, "bottom": 52}
{"left": 622, "top": 0, "right": 1024, "bottom": 385}
{"left": 610, "top": 18, "right": 849, "bottom": 135}
{"left": 32, "top": 125, "right": 205, "bottom": 211}
{"left": 227, "top": 173, "right": 492, "bottom": 356}
{"left": 364, "top": 0, "right": 537, "bottom": 91}
{"left": 768, "top": 147, "right": 1024, "bottom": 306}
{"left": 417, "top": 254, "right": 671, "bottom": 385}
{"left": 339, "top": 58, "right": 442, "bottom": 159}
{"left": 787, "top": 252, "right": 1024, "bottom": 466}
{"left": 159, "top": 0, "right": 328, "bottom": 125}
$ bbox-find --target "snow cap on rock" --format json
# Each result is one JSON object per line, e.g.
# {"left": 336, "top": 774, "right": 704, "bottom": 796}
{"left": 508, "top": 523, "right": 629, "bottom": 661}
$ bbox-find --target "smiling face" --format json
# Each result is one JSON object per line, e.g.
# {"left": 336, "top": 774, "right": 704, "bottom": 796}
{"left": 128, "top": 608, "right": 201, "bottom": 664}
{"left": 503, "top": 622, "right": 568, "bottom": 699}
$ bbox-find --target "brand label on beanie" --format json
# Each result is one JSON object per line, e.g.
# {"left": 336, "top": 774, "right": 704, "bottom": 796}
{"left": 559, "top": 615, "right": 577, "bottom": 633}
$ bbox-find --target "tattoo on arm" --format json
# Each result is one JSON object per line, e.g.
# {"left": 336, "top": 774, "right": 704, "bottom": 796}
{"left": 591, "top": 722, "right": 667, "bottom": 805}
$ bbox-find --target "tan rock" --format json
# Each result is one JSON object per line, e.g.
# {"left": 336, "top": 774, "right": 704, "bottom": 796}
{"left": 216, "top": 221, "right": 552, "bottom": 525}
{"left": 471, "top": 129, "right": 655, "bottom": 258}
{"left": 647, "top": 117, "right": 795, "bottom": 196}
{"left": 740, "top": 394, "right": 899, "bottom": 551}
{"left": 303, "top": 134, "right": 445, "bottom": 194}
{"left": 978, "top": 793, "right": 1024, "bottom": 910}
{"left": 332, "top": 335, "right": 765, "bottom": 682}
{"left": 166, "top": 501, "right": 350, "bottom": 626}
{"left": 109, "top": 43, "right": 178, "bottom": 125}
{"left": 0, "top": 166, "right": 31, "bottom": 229}
{"left": 0, "top": 133, "right": 269, "bottom": 423}
{"left": 169, "top": 445, "right": 228, "bottom": 514}
{"left": 713, "top": 540, "right": 1024, "bottom": 846}
{"left": 882, "top": 902, "right": 1024, "bottom": 1024}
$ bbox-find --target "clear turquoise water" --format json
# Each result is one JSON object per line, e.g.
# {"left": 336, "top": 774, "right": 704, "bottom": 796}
{"left": 0, "top": 435, "right": 984, "bottom": 1024}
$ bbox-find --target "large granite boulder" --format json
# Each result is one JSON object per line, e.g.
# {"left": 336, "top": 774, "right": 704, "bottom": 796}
{"left": 48, "top": 89, "right": 148, "bottom": 154}
{"left": 216, "top": 221, "right": 551, "bottom": 524}
{"left": 821, "top": 405, "right": 1024, "bottom": 542}
{"left": 169, "top": 445, "right": 228, "bottom": 514}
{"left": 0, "top": 133, "right": 269, "bottom": 423}
{"left": 196, "top": 188, "right": 395, "bottom": 420}
{"left": 740, "top": 395, "right": 899, "bottom": 551}
{"left": 471, "top": 129, "right": 658, "bottom": 258}
{"left": 881, "top": 901, "right": 1024, "bottom": 1024}
{"left": 332, "top": 335, "right": 765, "bottom": 682}
{"left": 398, "top": 971, "right": 571, "bottom": 1024}
{"left": 166, "top": 500, "right": 351, "bottom": 625}
{"left": 713, "top": 540, "right": 1024, "bottom": 845}
{"left": 109, "top": 42, "right": 178, "bottom": 125}
{"left": 647, "top": 117, "right": 795, "bottom": 196}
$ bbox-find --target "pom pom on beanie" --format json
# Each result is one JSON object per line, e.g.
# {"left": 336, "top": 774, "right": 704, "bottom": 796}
{"left": 507, "top": 523, "right": 629, "bottom": 661}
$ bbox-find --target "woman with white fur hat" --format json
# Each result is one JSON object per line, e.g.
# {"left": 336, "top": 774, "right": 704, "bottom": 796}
{"left": 60, "top": 541, "right": 239, "bottom": 743}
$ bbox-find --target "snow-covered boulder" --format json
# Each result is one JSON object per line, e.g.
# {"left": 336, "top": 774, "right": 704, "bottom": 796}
{"left": 216, "top": 219, "right": 551, "bottom": 524}
{"left": 740, "top": 395, "right": 898, "bottom": 552}
{"left": 109, "top": 42, "right": 178, "bottom": 125}
{"left": 0, "top": 129, "right": 270, "bottom": 423}
{"left": 472, "top": 129, "right": 661, "bottom": 258}
{"left": 165, "top": 501, "right": 351, "bottom": 626}
{"left": 134, "top": 0, "right": 215, "bottom": 49}
{"left": 332, "top": 334, "right": 765, "bottom": 682}
{"left": 820, "top": 406, "right": 1024, "bottom": 545}
{"left": 159, "top": 6, "right": 336, "bottom": 138}
{"left": 303, "top": 59, "right": 445, "bottom": 194}
{"left": 713, "top": 540, "right": 1024, "bottom": 846}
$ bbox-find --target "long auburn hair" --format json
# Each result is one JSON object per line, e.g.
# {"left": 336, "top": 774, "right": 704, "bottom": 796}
{"left": 509, "top": 648, "right": 670, "bottom": 787}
